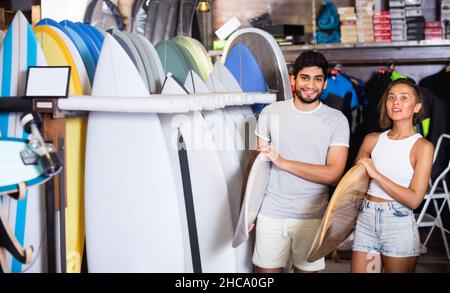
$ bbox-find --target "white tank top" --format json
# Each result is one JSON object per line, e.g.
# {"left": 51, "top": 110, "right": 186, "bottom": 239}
{"left": 367, "top": 130, "right": 422, "bottom": 201}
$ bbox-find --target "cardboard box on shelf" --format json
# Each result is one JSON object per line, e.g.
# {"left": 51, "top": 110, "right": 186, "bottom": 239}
{"left": 389, "top": 0, "right": 406, "bottom": 8}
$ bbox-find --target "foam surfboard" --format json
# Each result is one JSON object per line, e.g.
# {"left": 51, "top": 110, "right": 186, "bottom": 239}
{"left": 84, "top": 35, "right": 185, "bottom": 273}
{"left": 159, "top": 74, "right": 239, "bottom": 272}
{"left": 34, "top": 23, "right": 91, "bottom": 273}
{"left": 0, "top": 11, "right": 48, "bottom": 273}
{"left": 232, "top": 153, "right": 271, "bottom": 248}
{"left": 222, "top": 28, "right": 292, "bottom": 106}
{"left": 307, "top": 163, "right": 369, "bottom": 262}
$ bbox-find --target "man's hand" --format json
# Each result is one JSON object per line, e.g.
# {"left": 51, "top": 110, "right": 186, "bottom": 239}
{"left": 259, "top": 145, "right": 286, "bottom": 169}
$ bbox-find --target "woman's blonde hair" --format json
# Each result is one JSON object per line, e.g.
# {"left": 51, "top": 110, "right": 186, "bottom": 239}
{"left": 378, "top": 78, "right": 425, "bottom": 129}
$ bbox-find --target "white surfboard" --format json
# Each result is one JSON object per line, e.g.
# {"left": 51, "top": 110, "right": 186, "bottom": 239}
{"left": 159, "top": 74, "right": 238, "bottom": 272}
{"left": 184, "top": 70, "right": 242, "bottom": 229}
{"left": 0, "top": 11, "right": 47, "bottom": 273}
{"left": 206, "top": 68, "right": 250, "bottom": 173}
{"left": 137, "top": 35, "right": 165, "bottom": 93}
{"left": 184, "top": 70, "right": 252, "bottom": 272}
{"left": 233, "top": 153, "right": 271, "bottom": 248}
{"left": 84, "top": 35, "right": 185, "bottom": 272}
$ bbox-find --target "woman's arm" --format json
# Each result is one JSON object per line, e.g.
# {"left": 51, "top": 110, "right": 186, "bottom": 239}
{"left": 359, "top": 138, "right": 434, "bottom": 209}
{"left": 355, "top": 132, "right": 380, "bottom": 162}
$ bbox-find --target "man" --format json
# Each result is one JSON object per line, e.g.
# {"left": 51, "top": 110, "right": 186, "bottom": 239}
{"left": 252, "top": 50, "right": 350, "bottom": 273}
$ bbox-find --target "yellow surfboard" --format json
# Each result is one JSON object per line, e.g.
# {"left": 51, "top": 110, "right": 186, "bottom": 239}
{"left": 34, "top": 24, "right": 91, "bottom": 273}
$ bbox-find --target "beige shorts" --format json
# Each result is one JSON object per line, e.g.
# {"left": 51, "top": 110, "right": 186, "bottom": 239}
{"left": 252, "top": 214, "right": 325, "bottom": 271}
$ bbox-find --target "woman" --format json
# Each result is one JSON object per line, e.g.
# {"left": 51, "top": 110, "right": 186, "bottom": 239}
{"left": 352, "top": 78, "right": 434, "bottom": 273}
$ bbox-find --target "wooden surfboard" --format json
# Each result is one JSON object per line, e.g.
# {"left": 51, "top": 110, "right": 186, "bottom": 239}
{"left": 307, "top": 163, "right": 369, "bottom": 262}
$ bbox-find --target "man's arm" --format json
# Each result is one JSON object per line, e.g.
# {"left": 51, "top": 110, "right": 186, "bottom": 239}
{"left": 261, "top": 145, "right": 348, "bottom": 186}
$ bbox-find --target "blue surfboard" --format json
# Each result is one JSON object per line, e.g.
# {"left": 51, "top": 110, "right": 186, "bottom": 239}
{"left": 60, "top": 20, "right": 99, "bottom": 64}
{"left": 0, "top": 11, "right": 48, "bottom": 273}
{"left": 76, "top": 22, "right": 104, "bottom": 52}
{"left": 224, "top": 43, "right": 268, "bottom": 114}
{"left": 37, "top": 19, "right": 97, "bottom": 84}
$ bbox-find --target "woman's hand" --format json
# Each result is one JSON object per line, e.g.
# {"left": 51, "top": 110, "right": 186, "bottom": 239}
{"left": 357, "top": 158, "right": 380, "bottom": 180}
{"left": 259, "top": 145, "right": 286, "bottom": 169}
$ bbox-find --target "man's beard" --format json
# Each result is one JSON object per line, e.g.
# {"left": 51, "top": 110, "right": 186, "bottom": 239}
{"left": 295, "top": 88, "right": 321, "bottom": 104}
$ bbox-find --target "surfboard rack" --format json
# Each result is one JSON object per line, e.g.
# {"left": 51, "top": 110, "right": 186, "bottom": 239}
{"left": 57, "top": 92, "right": 276, "bottom": 113}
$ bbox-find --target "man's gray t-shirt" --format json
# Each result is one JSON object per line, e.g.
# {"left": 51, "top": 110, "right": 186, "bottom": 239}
{"left": 255, "top": 100, "right": 350, "bottom": 219}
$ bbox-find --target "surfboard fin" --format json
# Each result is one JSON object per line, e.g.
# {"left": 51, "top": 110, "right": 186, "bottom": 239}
{"left": 0, "top": 201, "right": 34, "bottom": 270}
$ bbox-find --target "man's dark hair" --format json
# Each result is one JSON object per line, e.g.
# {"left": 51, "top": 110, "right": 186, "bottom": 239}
{"left": 293, "top": 50, "right": 328, "bottom": 78}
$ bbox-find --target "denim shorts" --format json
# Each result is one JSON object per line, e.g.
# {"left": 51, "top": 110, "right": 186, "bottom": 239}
{"left": 352, "top": 199, "right": 421, "bottom": 257}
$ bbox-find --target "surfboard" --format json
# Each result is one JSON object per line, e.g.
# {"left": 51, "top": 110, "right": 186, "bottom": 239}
{"left": 125, "top": 32, "right": 156, "bottom": 92}
{"left": 207, "top": 63, "right": 254, "bottom": 173}
{"left": 34, "top": 23, "right": 91, "bottom": 273}
{"left": 159, "top": 74, "right": 238, "bottom": 272}
{"left": 155, "top": 40, "right": 191, "bottom": 84}
{"left": 172, "top": 36, "right": 212, "bottom": 81}
{"left": 232, "top": 153, "right": 271, "bottom": 248}
{"left": 0, "top": 11, "right": 48, "bottom": 274}
{"left": 183, "top": 70, "right": 252, "bottom": 272}
{"left": 84, "top": 35, "right": 185, "bottom": 273}
{"left": 222, "top": 28, "right": 292, "bottom": 106}
{"left": 307, "top": 163, "right": 369, "bottom": 262}
{"left": 59, "top": 20, "right": 100, "bottom": 62}
{"left": 136, "top": 34, "right": 165, "bottom": 93}
{"left": 76, "top": 22, "right": 104, "bottom": 52}
{"left": 0, "top": 31, "right": 5, "bottom": 47}
{"left": 184, "top": 70, "right": 242, "bottom": 229}
{"left": 0, "top": 138, "right": 50, "bottom": 196}
{"left": 40, "top": 18, "right": 97, "bottom": 84}
{"left": 223, "top": 42, "right": 269, "bottom": 115}
{"left": 108, "top": 28, "right": 149, "bottom": 90}
{"left": 0, "top": 199, "right": 33, "bottom": 274}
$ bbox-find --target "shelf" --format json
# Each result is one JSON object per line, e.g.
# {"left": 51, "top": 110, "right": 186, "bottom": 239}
{"left": 281, "top": 40, "right": 450, "bottom": 65}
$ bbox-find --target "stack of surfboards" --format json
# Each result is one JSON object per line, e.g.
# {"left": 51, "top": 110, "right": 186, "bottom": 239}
{"left": 0, "top": 10, "right": 293, "bottom": 273}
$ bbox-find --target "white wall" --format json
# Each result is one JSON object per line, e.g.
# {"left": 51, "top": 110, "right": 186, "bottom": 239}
{"left": 41, "top": 0, "right": 91, "bottom": 22}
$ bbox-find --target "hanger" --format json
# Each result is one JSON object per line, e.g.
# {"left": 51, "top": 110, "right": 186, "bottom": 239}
{"left": 388, "top": 62, "right": 395, "bottom": 73}
{"left": 330, "top": 64, "right": 341, "bottom": 77}
{"left": 377, "top": 67, "right": 386, "bottom": 75}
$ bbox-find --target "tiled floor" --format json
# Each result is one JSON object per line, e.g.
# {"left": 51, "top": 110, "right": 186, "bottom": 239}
{"left": 323, "top": 229, "right": 450, "bottom": 273}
